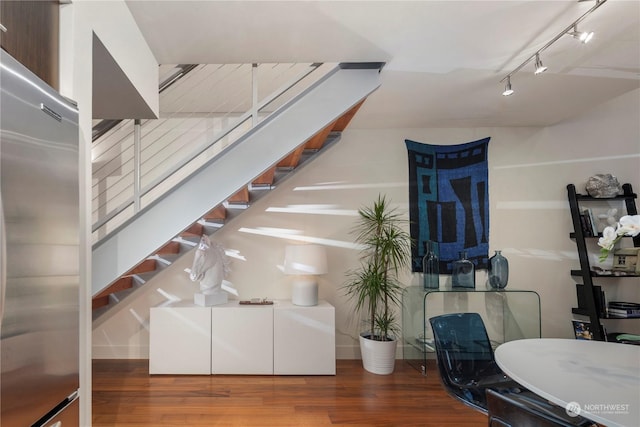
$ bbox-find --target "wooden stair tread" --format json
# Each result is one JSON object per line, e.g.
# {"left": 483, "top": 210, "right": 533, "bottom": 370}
{"left": 157, "top": 241, "right": 181, "bottom": 255}
{"left": 95, "top": 276, "right": 133, "bottom": 297}
{"left": 126, "top": 259, "right": 157, "bottom": 275}
{"left": 252, "top": 167, "right": 276, "bottom": 186}
{"left": 304, "top": 120, "right": 336, "bottom": 150}
{"left": 332, "top": 99, "right": 365, "bottom": 131}
{"left": 228, "top": 187, "right": 250, "bottom": 204}
{"left": 203, "top": 205, "right": 227, "bottom": 221}
{"left": 92, "top": 295, "right": 110, "bottom": 310}
{"left": 277, "top": 146, "right": 305, "bottom": 169}
{"left": 181, "top": 223, "right": 204, "bottom": 237}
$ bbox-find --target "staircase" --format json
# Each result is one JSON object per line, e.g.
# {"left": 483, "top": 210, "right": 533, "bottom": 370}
{"left": 91, "top": 63, "right": 383, "bottom": 315}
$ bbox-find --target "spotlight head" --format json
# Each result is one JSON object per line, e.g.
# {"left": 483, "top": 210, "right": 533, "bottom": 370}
{"left": 568, "top": 25, "right": 594, "bottom": 44}
{"left": 502, "top": 77, "right": 514, "bottom": 96}
{"left": 580, "top": 31, "right": 594, "bottom": 44}
{"left": 534, "top": 54, "right": 547, "bottom": 75}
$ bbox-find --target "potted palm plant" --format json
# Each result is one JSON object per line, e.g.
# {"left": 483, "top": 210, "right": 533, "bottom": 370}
{"left": 343, "top": 195, "right": 411, "bottom": 374}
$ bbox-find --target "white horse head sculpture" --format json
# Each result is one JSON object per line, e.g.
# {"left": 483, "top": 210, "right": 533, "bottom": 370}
{"left": 189, "top": 235, "right": 231, "bottom": 294}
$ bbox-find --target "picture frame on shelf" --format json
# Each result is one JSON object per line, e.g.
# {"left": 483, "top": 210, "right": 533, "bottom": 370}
{"left": 572, "top": 319, "right": 605, "bottom": 341}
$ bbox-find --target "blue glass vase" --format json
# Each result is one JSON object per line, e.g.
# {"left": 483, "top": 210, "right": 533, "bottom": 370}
{"left": 422, "top": 240, "right": 439, "bottom": 289}
{"left": 452, "top": 251, "right": 475, "bottom": 288}
{"left": 488, "top": 250, "right": 509, "bottom": 289}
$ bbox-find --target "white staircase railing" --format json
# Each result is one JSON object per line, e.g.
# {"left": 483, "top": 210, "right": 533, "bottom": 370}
{"left": 92, "top": 62, "right": 332, "bottom": 243}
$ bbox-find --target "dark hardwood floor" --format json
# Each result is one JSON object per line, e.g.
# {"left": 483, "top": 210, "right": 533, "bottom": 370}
{"left": 92, "top": 359, "right": 487, "bottom": 426}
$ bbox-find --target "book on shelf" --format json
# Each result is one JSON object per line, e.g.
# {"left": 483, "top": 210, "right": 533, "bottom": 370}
{"left": 607, "top": 301, "right": 640, "bottom": 317}
{"left": 578, "top": 211, "right": 594, "bottom": 236}
{"left": 608, "top": 309, "right": 640, "bottom": 318}
{"left": 580, "top": 208, "right": 599, "bottom": 236}
{"left": 608, "top": 301, "right": 640, "bottom": 309}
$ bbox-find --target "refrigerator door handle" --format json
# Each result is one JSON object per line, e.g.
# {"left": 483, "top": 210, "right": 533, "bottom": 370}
{"left": 40, "top": 103, "right": 62, "bottom": 122}
{"left": 0, "top": 192, "right": 6, "bottom": 327}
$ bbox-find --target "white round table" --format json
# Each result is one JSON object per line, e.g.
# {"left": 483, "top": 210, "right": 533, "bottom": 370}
{"left": 495, "top": 338, "right": 640, "bottom": 427}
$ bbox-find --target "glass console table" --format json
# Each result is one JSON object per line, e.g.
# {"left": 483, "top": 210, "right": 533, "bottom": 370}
{"left": 402, "top": 285, "right": 541, "bottom": 375}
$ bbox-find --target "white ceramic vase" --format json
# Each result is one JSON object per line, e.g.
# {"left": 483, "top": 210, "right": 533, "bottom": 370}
{"left": 359, "top": 333, "right": 397, "bottom": 375}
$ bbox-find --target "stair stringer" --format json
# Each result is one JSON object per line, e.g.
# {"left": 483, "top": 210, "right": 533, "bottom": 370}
{"left": 92, "top": 64, "right": 382, "bottom": 297}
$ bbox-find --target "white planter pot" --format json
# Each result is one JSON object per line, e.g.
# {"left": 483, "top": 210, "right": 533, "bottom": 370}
{"left": 359, "top": 333, "right": 397, "bottom": 375}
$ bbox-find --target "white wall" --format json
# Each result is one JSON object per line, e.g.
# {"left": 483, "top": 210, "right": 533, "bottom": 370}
{"left": 92, "top": 88, "right": 640, "bottom": 359}
{"left": 58, "top": 1, "right": 159, "bottom": 424}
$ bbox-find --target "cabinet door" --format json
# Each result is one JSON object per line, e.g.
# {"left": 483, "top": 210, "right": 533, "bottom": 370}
{"left": 149, "top": 306, "right": 212, "bottom": 374}
{"left": 211, "top": 305, "right": 273, "bottom": 374}
{"left": 274, "top": 301, "right": 335, "bottom": 375}
{"left": 0, "top": 1, "right": 59, "bottom": 89}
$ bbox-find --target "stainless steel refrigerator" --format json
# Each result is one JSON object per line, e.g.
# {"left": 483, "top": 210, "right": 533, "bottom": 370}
{"left": 1, "top": 49, "right": 80, "bottom": 426}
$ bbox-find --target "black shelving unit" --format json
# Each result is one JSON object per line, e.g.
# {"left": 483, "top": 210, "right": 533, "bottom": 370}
{"left": 567, "top": 183, "right": 639, "bottom": 341}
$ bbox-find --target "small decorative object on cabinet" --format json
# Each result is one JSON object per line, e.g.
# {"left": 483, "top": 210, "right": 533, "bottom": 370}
{"left": 422, "top": 240, "right": 440, "bottom": 290}
{"left": 567, "top": 183, "right": 640, "bottom": 341}
{"left": 283, "top": 244, "right": 328, "bottom": 306}
{"left": 488, "top": 250, "right": 509, "bottom": 289}
{"left": 189, "top": 235, "right": 234, "bottom": 306}
{"left": 452, "top": 250, "right": 475, "bottom": 288}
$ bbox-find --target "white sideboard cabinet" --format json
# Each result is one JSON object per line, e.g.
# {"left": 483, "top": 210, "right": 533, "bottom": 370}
{"left": 211, "top": 302, "right": 274, "bottom": 374}
{"left": 149, "top": 300, "right": 335, "bottom": 375}
{"left": 149, "top": 302, "right": 212, "bottom": 374}
{"left": 274, "top": 300, "right": 335, "bottom": 375}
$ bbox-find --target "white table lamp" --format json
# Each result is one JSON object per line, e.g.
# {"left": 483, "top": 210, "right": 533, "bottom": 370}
{"left": 284, "top": 244, "right": 328, "bottom": 306}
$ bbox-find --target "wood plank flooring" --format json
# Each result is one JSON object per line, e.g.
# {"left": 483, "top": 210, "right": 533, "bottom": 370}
{"left": 92, "top": 359, "right": 487, "bottom": 426}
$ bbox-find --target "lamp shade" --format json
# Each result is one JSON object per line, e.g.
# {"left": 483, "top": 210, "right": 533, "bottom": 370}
{"left": 283, "top": 244, "right": 327, "bottom": 306}
{"left": 283, "top": 244, "right": 328, "bottom": 275}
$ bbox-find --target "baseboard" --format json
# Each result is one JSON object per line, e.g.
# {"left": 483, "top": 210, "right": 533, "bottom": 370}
{"left": 94, "top": 344, "right": 408, "bottom": 360}
{"left": 92, "top": 345, "right": 149, "bottom": 359}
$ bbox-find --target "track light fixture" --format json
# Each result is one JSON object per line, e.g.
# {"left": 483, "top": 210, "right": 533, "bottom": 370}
{"left": 567, "top": 25, "right": 594, "bottom": 43}
{"left": 534, "top": 54, "right": 547, "bottom": 75}
{"left": 499, "top": 0, "right": 606, "bottom": 95}
{"left": 502, "top": 76, "right": 514, "bottom": 96}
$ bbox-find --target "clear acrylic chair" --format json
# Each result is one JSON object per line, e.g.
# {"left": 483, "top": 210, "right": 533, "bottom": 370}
{"left": 429, "top": 313, "right": 596, "bottom": 426}
{"left": 429, "top": 312, "right": 518, "bottom": 412}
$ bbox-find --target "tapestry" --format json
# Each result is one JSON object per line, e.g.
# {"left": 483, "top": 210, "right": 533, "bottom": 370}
{"left": 405, "top": 137, "right": 490, "bottom": 274}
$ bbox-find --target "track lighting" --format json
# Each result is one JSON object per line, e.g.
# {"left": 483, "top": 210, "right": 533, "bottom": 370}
{"left": 502, "top": 76, "right": 514, "bottom": 96}
{"left": 499, "top": 0, "right": 606, "bottom": 95}
{"left": 567, "top": 25, "right": 594, "bottom": 44}
{"left": 534, "top": 54, "right": 547, "bottom": 75}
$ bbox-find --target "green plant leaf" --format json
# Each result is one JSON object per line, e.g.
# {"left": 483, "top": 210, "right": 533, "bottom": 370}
{"left": 342, "top": 194, "right": 411, "bottom": 340}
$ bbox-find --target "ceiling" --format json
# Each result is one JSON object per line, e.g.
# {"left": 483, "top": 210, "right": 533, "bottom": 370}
{"left": 124, "top": 0, "right": 640, "bottom": 128}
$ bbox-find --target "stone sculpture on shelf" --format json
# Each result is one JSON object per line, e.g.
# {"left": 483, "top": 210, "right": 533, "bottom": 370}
{"left": 585, "top": 174, "right": 622, "bottom": 198}
{"left": 598, "top": 208, "right": 619, "bottom": 228}
{"left": 189, "top": 235, "right": 237, "bottom": 306}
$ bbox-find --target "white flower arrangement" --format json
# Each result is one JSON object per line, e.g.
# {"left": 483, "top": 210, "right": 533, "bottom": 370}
{"left": 597, "top": 214, "right": 640, "bottom": 262}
